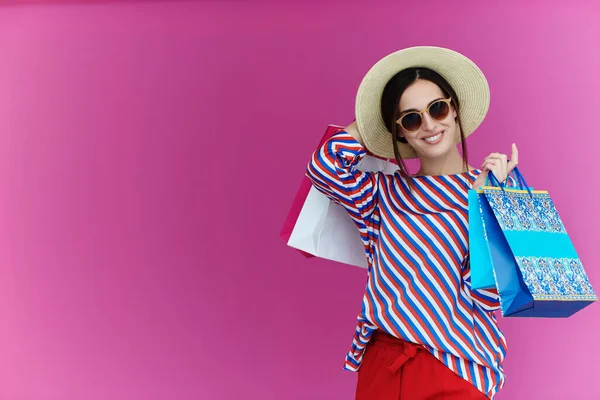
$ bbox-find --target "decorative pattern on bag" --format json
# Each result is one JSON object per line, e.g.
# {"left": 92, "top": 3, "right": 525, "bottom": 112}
{"left": 483, "top": 190, "right": 566, "bottom": 233}
{"left": 516, "top": 256, "right": 598, "bottom": 300}
{"left": 477, "top": 195, "right": 490, "bottom": 240}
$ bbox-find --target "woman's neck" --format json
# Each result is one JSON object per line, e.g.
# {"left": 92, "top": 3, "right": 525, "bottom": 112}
{"left": 414, "top": 148, "right": 471, "bottom": 177}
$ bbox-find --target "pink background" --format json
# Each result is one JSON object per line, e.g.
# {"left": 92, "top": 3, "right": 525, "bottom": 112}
{"left": 1, "top": 1, "right": 599, "bottom": 399}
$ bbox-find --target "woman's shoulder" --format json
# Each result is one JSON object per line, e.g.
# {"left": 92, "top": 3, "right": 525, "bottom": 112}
{"left": 467, "top": 167, "right": 483, "bottom": 176}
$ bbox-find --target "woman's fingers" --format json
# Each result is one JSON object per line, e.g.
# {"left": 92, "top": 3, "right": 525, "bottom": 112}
{"left": 481, "top": 145, "right": 519, "bottom": 186}
{"left": 483, "top": 152, "right": 508, "bottom": 163}
{"left": 484, "top": 145, "right": 519, "bottom": 172}
{"left": 482, "top": 154, "right": 506, "bottom": 169}
{"left": 481, "top": 158, "right": 500, "bottom": 169}
{"left": 482, "top": 161, "right": 499, "bottom": 172}
{"left": 482, "top": 159, "right": 508, "bottom": 183}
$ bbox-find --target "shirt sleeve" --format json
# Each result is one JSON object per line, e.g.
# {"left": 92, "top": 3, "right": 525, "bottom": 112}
{"left": 469, "top": 286, "right": 501, "bottom": 313}
{"left": 305, "top": 131, "right": 379, "bottom": 225}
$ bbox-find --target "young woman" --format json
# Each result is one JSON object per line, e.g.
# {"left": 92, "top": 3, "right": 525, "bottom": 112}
{"left": 306, "top": 46, "right": 518, "bottom": 399}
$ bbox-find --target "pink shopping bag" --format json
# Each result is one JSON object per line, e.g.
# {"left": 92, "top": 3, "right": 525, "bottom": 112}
{"left": 281, "top": 124, "right": 398, "bottom": 267}
{"left": 279, "top": 124, "right": 345, "bottom": 258}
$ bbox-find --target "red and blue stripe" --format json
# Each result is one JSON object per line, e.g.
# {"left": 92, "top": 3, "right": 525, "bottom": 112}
{"left": 306, "top": 131, "right": 508, "bottom": 399}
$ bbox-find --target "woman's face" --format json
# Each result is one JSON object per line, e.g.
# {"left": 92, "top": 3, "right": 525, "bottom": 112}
{"left": 397, "top": 79, "right": 458, "bottom": 160}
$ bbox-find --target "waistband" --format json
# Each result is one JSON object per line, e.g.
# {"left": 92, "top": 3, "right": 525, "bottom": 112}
{"left": 369, "top": 330, "right": 426, "bottom": 373}
{"left": 370, "top": 330, "right": 428, "bottom": 350}
{"left": 371, "top": 329, "right": 408, "bottom": 344}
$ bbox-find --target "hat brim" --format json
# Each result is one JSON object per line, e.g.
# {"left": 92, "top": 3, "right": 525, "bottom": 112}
{"left": 355, "top": 46, "right": 490, "bottom": 159}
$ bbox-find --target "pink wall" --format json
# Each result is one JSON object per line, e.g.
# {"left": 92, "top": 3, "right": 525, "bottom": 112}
{"left": 0, "top": 1, "right": 599, "bottom": 399}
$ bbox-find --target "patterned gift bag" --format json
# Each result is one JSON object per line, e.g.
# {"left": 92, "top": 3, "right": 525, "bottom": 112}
{"left": 479, "top": 167, "right": 597, "bottom": 317}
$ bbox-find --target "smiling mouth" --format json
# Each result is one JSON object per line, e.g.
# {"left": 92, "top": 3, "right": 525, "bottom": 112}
{"left": 423, "top": 130, "right": 445, "bottom": 143}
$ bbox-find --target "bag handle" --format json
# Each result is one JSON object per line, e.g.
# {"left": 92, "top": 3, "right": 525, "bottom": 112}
{"left": 484, "top": 165, "right": 533, "bottom": 196}
{"left": 485, "top": 170, "right": 505, "bottom": 191}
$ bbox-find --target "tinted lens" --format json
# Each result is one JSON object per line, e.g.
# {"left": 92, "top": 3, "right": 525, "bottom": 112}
{"left": 400, "top": 113, "right": 421, "bottom": 131}
{"left": 429, "top": 100, "right": 450, "bottom": 120}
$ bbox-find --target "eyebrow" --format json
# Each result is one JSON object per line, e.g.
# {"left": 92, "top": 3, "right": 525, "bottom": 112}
{"left": 399, "top": 97, "right": 444, "bottom": 114}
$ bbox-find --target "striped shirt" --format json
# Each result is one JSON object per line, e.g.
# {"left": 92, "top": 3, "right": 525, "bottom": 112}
{"left": 306, "top": 131, "right": 510, "bottom": 399}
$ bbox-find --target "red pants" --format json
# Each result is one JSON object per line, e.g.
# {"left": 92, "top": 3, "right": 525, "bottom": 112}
{"left": 355, "top": 330, "right": 489, "bottom": 400}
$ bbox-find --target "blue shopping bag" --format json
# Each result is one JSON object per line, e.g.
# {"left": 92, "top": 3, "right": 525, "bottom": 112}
{"left": 479, "top": 168, "right": 597, "bottom": 317}
{"left": 469, "top": 172, "right": 535, "bottom": 290}
{"left": 469, "top": 189, "right": 496, "bottom": 290}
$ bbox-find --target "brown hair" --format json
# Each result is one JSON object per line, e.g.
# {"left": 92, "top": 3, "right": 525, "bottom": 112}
{"left": 380, "top": 68, "right": 468, "bottom": 186}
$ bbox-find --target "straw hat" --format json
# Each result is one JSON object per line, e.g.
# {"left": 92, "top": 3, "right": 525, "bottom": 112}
{"left": 355, "top": 46, "right": 490, "bottom": 159}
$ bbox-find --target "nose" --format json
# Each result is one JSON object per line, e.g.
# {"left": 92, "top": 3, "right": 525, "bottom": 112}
{"left": 421, "top": 112, "right": 437, "bottom": 132}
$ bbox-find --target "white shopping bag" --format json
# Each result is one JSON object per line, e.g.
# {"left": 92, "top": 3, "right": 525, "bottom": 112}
{"left": 287, "top": 155, "right": 398, "bottom": 268}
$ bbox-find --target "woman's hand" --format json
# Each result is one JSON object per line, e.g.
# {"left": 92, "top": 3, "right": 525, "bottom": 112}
{"left": 473, "top": 144, "right": 519, "bottom": 189}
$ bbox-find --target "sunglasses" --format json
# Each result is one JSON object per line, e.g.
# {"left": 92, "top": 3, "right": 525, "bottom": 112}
{"left": 396, "top": 98, "right": 453, "bottom": 132}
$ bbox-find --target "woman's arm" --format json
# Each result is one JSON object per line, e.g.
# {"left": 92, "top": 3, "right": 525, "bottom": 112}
{"left": 305, "top": 121, "right": 379, "bottom": 224}
{"left": 461, "top": 258, "right": 502, "bottom": 312}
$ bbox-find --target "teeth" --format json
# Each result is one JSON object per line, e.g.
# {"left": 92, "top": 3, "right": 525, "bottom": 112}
{"left": 425, "top": 132, "right": 443, "bottom": 142}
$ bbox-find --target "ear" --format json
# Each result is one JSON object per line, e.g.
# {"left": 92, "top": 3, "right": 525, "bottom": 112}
{"left": 453, "top": 109, "right": 458, "bottom": 120}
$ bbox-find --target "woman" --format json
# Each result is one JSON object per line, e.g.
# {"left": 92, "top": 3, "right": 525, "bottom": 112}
{"left": 306, "top": 47, "right": 518, "bottom": 399}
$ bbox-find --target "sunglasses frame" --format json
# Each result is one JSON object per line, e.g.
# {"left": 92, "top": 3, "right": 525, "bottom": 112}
{"left": 396, "top": 97, "right": 453, "bottom": 132}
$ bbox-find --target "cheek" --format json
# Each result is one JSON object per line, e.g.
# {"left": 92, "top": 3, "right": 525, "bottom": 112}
{"left": 441, "top": 118, "right": 457, "bottom": 138}
{"left": 404, "top": 135, "right": 420, "bottom": 147}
